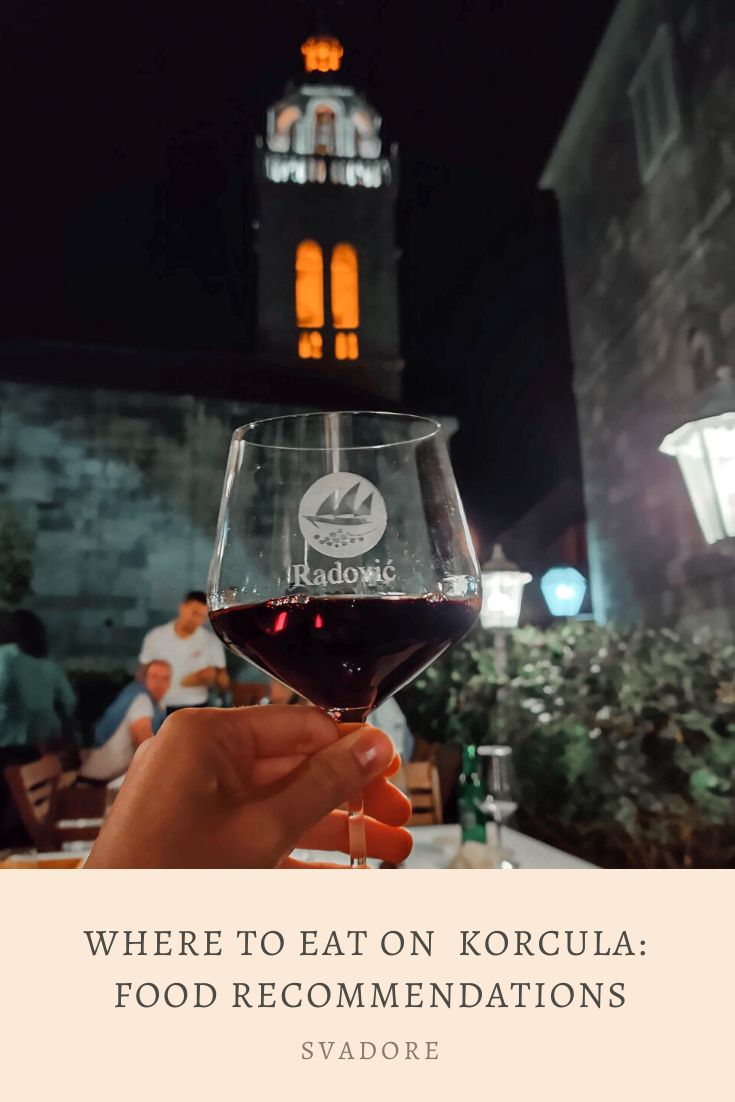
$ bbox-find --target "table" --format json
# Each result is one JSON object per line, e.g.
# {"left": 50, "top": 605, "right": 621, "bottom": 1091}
{"left": 294, "top": 824, "right": 597, "bottom": 869}
{"left": 403, "top": 824, "right": 595, "bottom": 869}
{"left": 2, "top": 827, "right": 595, "bottom": 870}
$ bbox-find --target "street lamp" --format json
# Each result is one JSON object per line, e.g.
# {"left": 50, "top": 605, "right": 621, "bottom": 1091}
{"left": 541, "top": 566, "right": 587, "bottom": 617}
{"left": 480, "top": 544, "right": 532, "bottom": 630}
{"left": 660, "top": 367, "right": 735, "bottom": 544}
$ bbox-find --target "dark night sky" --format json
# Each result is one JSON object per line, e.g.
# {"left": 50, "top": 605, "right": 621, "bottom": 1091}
{"left": 0, "top": 0, "right": 618, "bottom": 550}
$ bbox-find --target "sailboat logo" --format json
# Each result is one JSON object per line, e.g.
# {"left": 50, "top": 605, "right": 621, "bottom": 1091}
{"left": 298, "top": 472, "right": 387, "bottom": 558}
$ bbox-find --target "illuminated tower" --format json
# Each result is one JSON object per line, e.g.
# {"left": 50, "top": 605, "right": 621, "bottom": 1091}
{"left": 254, "top": 33, "right": 403, "bottom": 402}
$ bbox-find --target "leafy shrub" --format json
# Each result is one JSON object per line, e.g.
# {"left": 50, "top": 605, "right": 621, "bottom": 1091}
{"left": 398, "top": 622, "right": 735, "bottom": 867}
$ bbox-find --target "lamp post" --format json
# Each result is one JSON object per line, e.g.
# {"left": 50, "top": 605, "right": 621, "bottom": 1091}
{"left": 480, "top": 544, "right": 532, "bottom": 672}
{"left": 480, "top": 544, "right": 532, "bottom": 631}
{"left": 541, "top": 566, "right": 587, "bottom": 617}
{"left": 659, "top": 366, "right": 735, "bottom": 544}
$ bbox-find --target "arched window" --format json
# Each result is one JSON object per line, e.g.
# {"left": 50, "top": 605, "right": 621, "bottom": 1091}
{"left": 314, "top": 106, "right": 336, "bottom": 155}
{"left": 330, "top": 243, "right": 359, "bottom": 329}
{"left": 295, "top": 240, "right": 324, "bottom": 329}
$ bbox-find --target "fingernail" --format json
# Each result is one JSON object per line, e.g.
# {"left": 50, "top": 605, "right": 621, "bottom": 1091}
{"left": 353, "top": 728, "right": 393, "bottom": 773}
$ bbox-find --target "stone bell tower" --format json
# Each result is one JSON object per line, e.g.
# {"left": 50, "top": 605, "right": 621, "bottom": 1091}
{"left": 253, "top": 32, "right": 403, "bottom": 403}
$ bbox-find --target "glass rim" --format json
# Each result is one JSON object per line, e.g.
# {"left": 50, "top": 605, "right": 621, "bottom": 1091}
{"left": 231, "top": 410, "right": 441, "bottom": 452}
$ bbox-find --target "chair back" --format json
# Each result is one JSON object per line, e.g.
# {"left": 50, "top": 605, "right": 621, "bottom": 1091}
{"left": 4, "top": 755, "right": 62, "bottom": 849}
{"left": 404, "top": 761, "right": 443, "bottom": 826}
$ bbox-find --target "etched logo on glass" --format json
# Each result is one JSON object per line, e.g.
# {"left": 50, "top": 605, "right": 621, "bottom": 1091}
{"left": 298, "top": 472, "right": 387, "bottom": 558}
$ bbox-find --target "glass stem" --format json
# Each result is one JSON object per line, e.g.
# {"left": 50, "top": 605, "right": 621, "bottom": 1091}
{"left": 337, "top": 717, "right": 369, "bottom": 869}
{"left": 347, "top": 793, "right": 368, "bottom": 868}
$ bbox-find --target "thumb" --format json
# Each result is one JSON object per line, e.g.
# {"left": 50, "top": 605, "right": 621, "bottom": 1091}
{"left": 264, "top": 725, "right": 395, "bottom": 848}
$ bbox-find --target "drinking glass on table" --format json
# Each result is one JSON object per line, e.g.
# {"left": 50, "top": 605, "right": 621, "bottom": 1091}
{"left": 477, "top": 745, "right": 518, "bottom": 868}
{"left": 207, "top": 411, "right": 481, "bottom": 867}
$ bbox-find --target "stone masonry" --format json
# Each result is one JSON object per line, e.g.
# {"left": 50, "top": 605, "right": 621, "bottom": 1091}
{"left": 0, "top": 380, "right": 284, "bottom": 667}
{"left": 542, "top": 0, "right": 735, "bottom": 629}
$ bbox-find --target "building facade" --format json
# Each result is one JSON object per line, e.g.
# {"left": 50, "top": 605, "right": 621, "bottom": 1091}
{"left": 0, "top": 32, "right": 407, "bottom": 668}
{"left": 542, "top": 0, "right": 735, "bottom": 629}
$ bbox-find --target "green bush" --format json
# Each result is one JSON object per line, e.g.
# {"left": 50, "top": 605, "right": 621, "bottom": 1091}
{"left": 398, "top": 622, "right": 735, "bottom": 868}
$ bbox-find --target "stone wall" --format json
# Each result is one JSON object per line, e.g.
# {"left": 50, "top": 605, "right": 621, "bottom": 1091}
{"left": 543, "top": 0, "right": 735, "bottom": 628}
{"left": 0, "top": 380, "right": 284, "bottom": 667}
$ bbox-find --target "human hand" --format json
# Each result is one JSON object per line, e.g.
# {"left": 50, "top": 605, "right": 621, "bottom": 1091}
{"left": 85, "top": 706, "right": 413, "bottom": 868}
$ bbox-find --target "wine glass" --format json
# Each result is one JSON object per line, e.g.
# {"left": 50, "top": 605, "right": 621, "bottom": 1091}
{"left": 207, "top": 411, "right": 481, "bottom": 867}
{"left": 477, "top": 745, "right": 518, "bottom": 869}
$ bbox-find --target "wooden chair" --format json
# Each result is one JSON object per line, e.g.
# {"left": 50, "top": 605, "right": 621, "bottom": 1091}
{"left": 0, "top": 855, "right": 85, "bottom": 869}
{"left": 3, "top": 755, "right": 103, "bottom": 851}
{"left": 404, "top": 761, "right": 443, "bottom": 826}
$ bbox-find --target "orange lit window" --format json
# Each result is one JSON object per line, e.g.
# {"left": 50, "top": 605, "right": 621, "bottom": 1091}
{"left": 299, "top": 330, "right": 323, "bottom": 359}
{"left": 335, "top": 332, "right": 359, "bottom": 361}
{"left": 330, "top": 243, "right": 359, "bottom": 329}
{"left": 295, "top": 240, "right": 324, "bottom": 328}
{"left": 335, "top": 332, "right": 347, "bottom": 360}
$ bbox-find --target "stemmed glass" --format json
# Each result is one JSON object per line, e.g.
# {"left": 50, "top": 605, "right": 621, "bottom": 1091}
{"left": 208, "top": 411, "right": 481, "bottom": 867}
{"left": 477, "top": 745, "right": 518, "bottom": 869}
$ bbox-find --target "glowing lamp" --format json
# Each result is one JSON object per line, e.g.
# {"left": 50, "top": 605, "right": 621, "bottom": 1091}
{"left": 660, "top": 367, "right": 735, "bottom": 544}
{"left": 541, "top": 567, "right": 587, "bottom": 617}
{"left": 301, "top": 35, "right": 344, "bottom": 73}
{"left": 480, "top": 544, "right": 532, "bottom": 630}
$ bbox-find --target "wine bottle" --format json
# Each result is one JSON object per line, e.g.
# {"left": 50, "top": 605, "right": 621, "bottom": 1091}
{"left": 458, "top": 743, "right": 486, "bottom": 843}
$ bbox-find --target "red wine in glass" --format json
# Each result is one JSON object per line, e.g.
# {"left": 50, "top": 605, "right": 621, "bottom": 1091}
{"left": 208, "top": 411, "right": 481, "bottom": 867}
{"left": 211, "top": 594, "right": 480, "bottom": 722}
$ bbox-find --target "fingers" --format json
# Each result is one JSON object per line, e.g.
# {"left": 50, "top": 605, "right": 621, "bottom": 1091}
{"left": 152, "top": 709, "right": 408, "bottom": 829}
{"left": 154, "top": 706, "right": 340, "bottom": 795}
{"left": 363, "top": 774, "right": 412, "bottom": 826}
{"left": 296, "top": 809, "right": 413, "bottom": 863}
{"left": 254, "top": 759, "right": 411, "bottom": 823}
{"left": 339, "top": 724, "right": 400, "bottom": 778}
{"left": 384, "top": 754, "right": 402, "bottom": 778}
{"left": 161, "top": 705, "right": 339, "bottom": 758}
{"left": 261, "top": 726, "right": 396, "bottom": 852}
{"left": 247, "top": 713, "right": 402, "bottom": 791}
{"left": 253, "top": 755, "right": 308, "bottom": 786}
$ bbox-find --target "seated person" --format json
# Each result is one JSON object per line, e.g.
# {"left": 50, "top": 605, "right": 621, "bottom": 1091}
{"left": 78, "top": 660, "right": 172, "bottom": 784}
{"left": 0, "top": 609, "right": 76, "bottom": 754}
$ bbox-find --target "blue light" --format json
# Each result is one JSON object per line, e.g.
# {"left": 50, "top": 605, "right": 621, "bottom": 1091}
{"left": 541, "top": 567, "right": 587, "bottom": 617}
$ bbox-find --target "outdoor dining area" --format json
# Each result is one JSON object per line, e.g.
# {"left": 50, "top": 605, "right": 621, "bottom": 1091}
{"left": 0, "top": 729, "right": 594, "bottom": 870}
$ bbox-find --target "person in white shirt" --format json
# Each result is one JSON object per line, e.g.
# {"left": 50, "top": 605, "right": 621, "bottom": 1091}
{"left": 138, "top": 591, "right": 228, "bottom": 713}
{"left": 78, "top": 660, "right": 172, "bottom": 783}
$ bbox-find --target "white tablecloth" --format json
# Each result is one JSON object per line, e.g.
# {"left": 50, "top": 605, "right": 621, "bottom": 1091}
{"left": 403, "top": 824, "right": 595, "bottom": 869}
{"left": 294, "top": 823, "right": 596, "bottom": 869}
